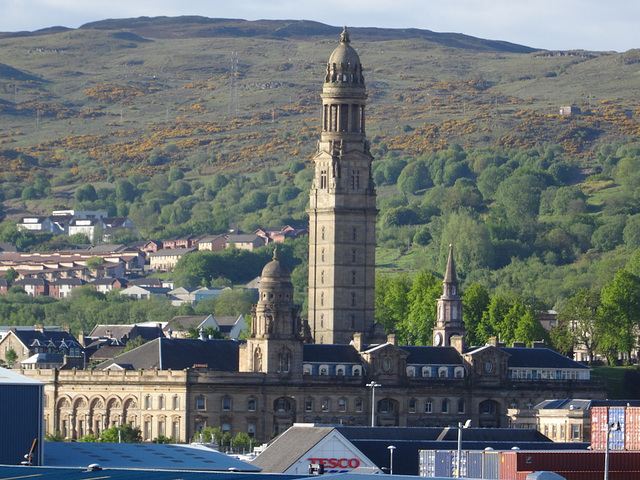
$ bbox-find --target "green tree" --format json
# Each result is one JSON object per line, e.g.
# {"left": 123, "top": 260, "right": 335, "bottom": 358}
{"left": 375, "top": 274, "right": 411, "bottom": 334}
{"left": 600, "top": 270, "right": 640, "bottom": 363}
{"left": 555, "top": 288, "right": 602, "bottom": 364}
{"left": 397, "top": 161, "right": 432, "bottom": 195}
{"left": 45, "top": 431, "right": 65, "bottom": 442}
{"left": 4, "top": 348, "right": 17, "bottom": 367}
{"left": 99, "top": 424, "right": 142, "bottom": 443}
{"left": 397, "top": 270, "right": 441, "bottom": 345}
{"left": 462, "top": 283, "right": 490, "bottom": 346}
{"left": 78, "top": 434, "right": 99, "bottom": 442}
{"left": 3, "top": 267, "right": 18, "bottom": 282}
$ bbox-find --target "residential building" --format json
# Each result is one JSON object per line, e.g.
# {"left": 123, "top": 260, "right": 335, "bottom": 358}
{"left": 225, "top": 233, "right": 266, "bottom": 251}
{"left": 148, "top": 248, "right": 196, "bottom": 271}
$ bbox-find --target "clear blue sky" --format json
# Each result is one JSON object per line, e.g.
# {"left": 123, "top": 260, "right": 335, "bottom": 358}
{"left": 1, "top": 0, "right": 638, "bottom": 52}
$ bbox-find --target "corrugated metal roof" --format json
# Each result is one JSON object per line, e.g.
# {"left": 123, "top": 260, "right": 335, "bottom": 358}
{"left": 0, "top": 465, "right": 307, "bottom": 479}
{"left": 0, "top": 367, "right": 43, "bottom": 385}
{"left": 43, "top": 442, "right": 261, "bottom": 471}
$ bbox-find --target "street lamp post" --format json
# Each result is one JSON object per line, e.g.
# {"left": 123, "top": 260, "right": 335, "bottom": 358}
{"left": 387, "top": 445, "right": 396, "bottom": 475}
{"left": 366, "top": 382, "right": 381, "bottom": 427}
{"left": 604, "top": 421, "right": 621, "bottom": 480}
{"left": 456, "top": 419, "right": 472, "bottom": 478}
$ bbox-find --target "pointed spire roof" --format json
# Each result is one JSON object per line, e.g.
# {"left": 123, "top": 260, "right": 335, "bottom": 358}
{"left": 444, "top": 244, "right": 457, "bottom": 284}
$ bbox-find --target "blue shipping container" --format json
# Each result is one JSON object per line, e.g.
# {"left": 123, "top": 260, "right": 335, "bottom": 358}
{"left": 482, "top": 451, "right": 500, "bottom": 479}
{"left": 434, "top": 451, "right": 452, "bottom": 478}
{"left": 609, "top": 406, "right": 626, "bottom": 450}
{"left": 467, "top": 451, "right": 482, "bottom": 479}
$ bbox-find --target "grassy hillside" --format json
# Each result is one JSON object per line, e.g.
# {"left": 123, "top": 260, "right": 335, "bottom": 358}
{"left": 1, "top": 17, "right": 640, "bottom": 309}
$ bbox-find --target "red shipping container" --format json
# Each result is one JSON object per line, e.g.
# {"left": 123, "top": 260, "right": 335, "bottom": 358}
{"left": 592, "top": 406, "right": 608, "bottom": 450}
{"left": 626, "top": 406, "right": 640, "bottom": 451}
{"left": 500, "top": 450, "right": 640, "bottom": 478}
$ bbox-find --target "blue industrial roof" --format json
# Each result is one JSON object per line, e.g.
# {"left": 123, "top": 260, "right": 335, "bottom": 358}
{"left": 0, "top": 465, "right": 305, "bottom": 480}
{"left": 501, "top": 347, "right": 590, "bottom": 369}
{"left": 44, "top": 442, "right": 260, "bottom": 471}
{"left": 0, "top": 367, "right": 43, "bottom": 386}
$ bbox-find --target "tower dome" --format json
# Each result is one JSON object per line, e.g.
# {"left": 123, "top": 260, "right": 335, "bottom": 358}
{"left": 325, "top": 27, "right": 364, "bottom": 86}
{"left": 260, "top": 247, "right": 292, "bottom": 287}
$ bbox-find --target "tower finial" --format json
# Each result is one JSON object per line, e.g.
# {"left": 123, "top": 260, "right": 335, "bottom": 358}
{"left": 340, "top": 26, "right": 350, "bottom": 44}
{"left": 272, "top": 245, "right": 279, "bottom": 261}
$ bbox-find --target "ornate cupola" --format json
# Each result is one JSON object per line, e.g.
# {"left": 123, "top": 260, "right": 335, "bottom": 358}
{"left": 433, "top": 245, "right": 466, "bottom": 348}
{"left": 307, "top": 27, "right": 379, "bottom": 345}
{"left": 240, "top": 247, "right": 303, "bottom": 376}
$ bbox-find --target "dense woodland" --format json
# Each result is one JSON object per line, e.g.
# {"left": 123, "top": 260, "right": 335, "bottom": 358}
{"left": 1, "top": 18, "right": 640, "bottom": 360}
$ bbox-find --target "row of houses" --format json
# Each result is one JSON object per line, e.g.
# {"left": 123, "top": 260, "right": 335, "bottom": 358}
{"left": 0, "top": 314, "right": 247, "bottom": 370}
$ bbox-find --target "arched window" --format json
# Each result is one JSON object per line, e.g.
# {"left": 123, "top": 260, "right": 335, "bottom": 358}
{"left": 352, "top": 365, "right": 362, "bottom": 376}
{"left": 438, "top": 367, "right": 448, "bottom": 378}
{"left": 172, "top": 395, "right": 180, "bottom": 410}
{"left": 144, "top": 395, "right": 152, "bottom": 410}
{"left": 336, "top": 365, "right": 345, "bottom": 376}
{"left": 303, "top": 364, "right": 312, "bottom": 375}
{"left": 158, "top": 395, "right": 165, "bottom": 410}
{"left": 379, "top": 398, "right": 395, "bottom": 413}
{"left": 422, "top": 366, "right": 431, "bottom": 377}
{"left": 425, "top": 399, "right": 433, "bottom": 413}
{"left": 338, "top": 398, "right": 347, "bottom": 412}
{"left": 454, "top": 366, "right": 465, "bottom": 378}
{"left": 406, "top": 366, "right": 416, "bottom": 377}
{"left": 319, "top": 365, "right": 329, "bottom": 375}
{"left": 278, "top": 348, "right": 291, "bottom": 373}
{"left": 274, "top": 397, "right": 293, "bottom": 412}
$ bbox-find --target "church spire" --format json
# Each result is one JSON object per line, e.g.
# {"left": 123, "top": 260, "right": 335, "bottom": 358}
{"left": 433, "top": 245, "right": 466, "bottom": 348}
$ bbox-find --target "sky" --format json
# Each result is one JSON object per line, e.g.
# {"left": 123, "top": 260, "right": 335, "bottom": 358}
{"left": 1, "top": 0, "right": 638, "bottom": 52}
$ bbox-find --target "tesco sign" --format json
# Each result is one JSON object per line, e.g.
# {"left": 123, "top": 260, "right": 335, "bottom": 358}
{"left": 308, "top": 457, "right": 361, "bottom": 469}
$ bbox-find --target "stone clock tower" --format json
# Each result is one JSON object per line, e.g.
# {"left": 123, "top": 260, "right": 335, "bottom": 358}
{"left": 433, "top": 245, "right": 466, "bottom": 347}
{"left": 308, "top": 27, "right": 378, "bottom": 345}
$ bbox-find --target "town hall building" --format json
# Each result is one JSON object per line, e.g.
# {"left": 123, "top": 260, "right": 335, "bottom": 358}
{"left": 21, "top": 28, "right": 604, "bottom": 444}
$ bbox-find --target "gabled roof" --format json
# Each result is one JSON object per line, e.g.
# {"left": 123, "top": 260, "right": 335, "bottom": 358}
{"left": 501, "top": 347, "right": 591, "bottom": 369}
{"left": 165, "top": 315, "right": 210, "bottom": 332}
{"left": 251, "top": 426, "right": 335, "bottom": 473}
{"left": 401, "top": 345, "right": 464, "bottom": 365}
{"left": 303, "top": 344, "right": 362, "bottom": 363}
{"left": 88, "top": 324, "right": 164, "bottom": 342}
{"left": 50, "top": 278, "right": 85, "bottom": 286}
{"left": 96, "top": 337, "right": 241, "bottom": 371}
{"left": 149, "top": 248, "right": 196, "bottom": 256}
{"left": 8, "top": 329, "right": 78, "bottom": 350}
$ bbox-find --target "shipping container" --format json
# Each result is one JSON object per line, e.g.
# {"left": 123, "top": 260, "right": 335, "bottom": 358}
{"left": 609, "top": 407, "right": 626, "bottom": 450}
{"left": 591, "top": 406, "right": 608, "bottom": 450}
{"left": 419, "top": 450, "right": 435, "bottom": 477}
{"left": 434, "top": 450, "right": 453, "bottom": 478}
{"left": 625, "top": 406, "right": 640, "bottom": 451}
{"left": 483, "top": 450, "right": 501, "bottom": 479}
{"left": 499, "top": 451, "right": 640, "bottom": 480}
{"left": 467, "top": 451, "right": 482, "bottom": 479}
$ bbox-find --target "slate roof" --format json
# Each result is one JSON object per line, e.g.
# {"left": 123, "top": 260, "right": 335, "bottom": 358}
{"left": 303, "top": 344, "right": 362, "bottom": 363}
{"left": 401, "top": 345, "right": 464, "bottom": 365}
{"left": 501, "top": 347, "right": 590, "bottom": 369}
{"left": 88, "top": 324, "right": 164, "bottom": 342}
{"left": 9, "top": 329, "right": 78, "bottom": 349}
{"left": 22, "top": 352, "right": 64, "bottom": 365}
{"left": 96, "top": 337, "right": 241, "bottom": 371}
{"left": 166, "top": 315, "right": 209, "bottom": 332}
{"left": 251, "top": 426, "right": 335, "bottom": 473}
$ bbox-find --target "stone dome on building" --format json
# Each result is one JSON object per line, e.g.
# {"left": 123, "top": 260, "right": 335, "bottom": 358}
{"left": 261, "top": 246, "right": 291, "bottom": 281}
{"left": 325, "top": 27, "right": 364, "bottom": 85}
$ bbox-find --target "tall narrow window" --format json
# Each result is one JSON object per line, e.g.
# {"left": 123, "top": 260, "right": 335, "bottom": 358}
{"left": 352, "top": 248, "right": 357, "bottom": 262}
{"left": 351, "top": 170, "right": 360, "bottom": 190}
{"left": 320, "top": 170, "right": 327, "bottom": 189}
{"left": 352, "top": 227, "right": 357, "bottom": 241}
{"left": 351, "top": 292, "right": 356, "bottom": 307}
{"left": 351, "top": 271, "right": 357, "bottom": 285}
{"left": 321, "top": 248, "right": 325, "bottom": 262}
{"left": 321, "top": 226, "right": 325, "bottom": 240}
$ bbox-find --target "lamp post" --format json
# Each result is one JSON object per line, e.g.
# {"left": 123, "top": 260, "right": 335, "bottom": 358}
{"left": 366, "top": 382, "right": 381, "bottom": 427}
{"left": 456, "top": 419, "right": 472, "bottom": 478}
{"left": 604, "top": 421, "right": 621, "bottom": 480}
{"left": 387, "top": 445, "right": 396, "bottom": 475}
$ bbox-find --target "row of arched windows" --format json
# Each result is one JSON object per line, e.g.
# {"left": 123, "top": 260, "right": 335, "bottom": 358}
{"left": 143, "top": 394, "right": 180, "bottom": 410}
